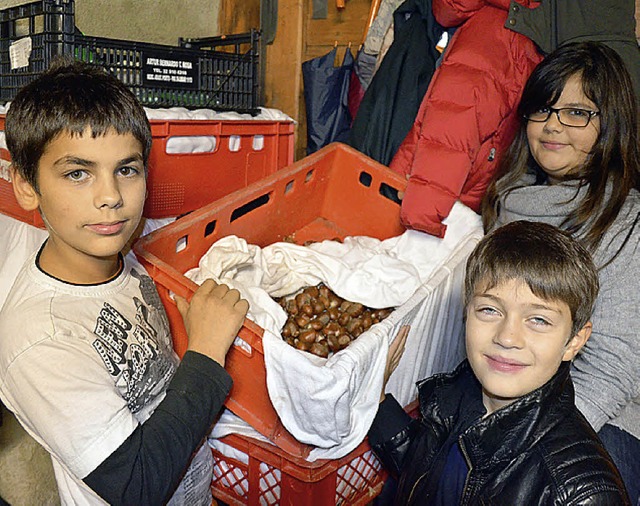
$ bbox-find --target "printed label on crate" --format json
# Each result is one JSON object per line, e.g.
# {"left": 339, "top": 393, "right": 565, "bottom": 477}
{"left": 9, "top": 37, "right": 32, "bottom": 70}
{"left": 142, "top": 51, "right": 198, "bottom": 89}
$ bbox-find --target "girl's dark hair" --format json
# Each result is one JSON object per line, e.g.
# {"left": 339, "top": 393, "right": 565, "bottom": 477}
{"left": 482, "top": 42, "right": 640, "bottom": 253}
{"left": 6, "top": 57, "right": 152, "bottom": 192}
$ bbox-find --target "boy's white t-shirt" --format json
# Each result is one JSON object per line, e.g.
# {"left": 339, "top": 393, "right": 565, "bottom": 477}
{"left": 0, "top": 249, "right": 212, "bottom": 505}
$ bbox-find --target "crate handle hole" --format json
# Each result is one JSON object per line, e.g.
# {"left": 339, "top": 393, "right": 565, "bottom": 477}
{"left": 284, "top": 180, "right": 294, "bottom": 194}
{"left": 359, "top": 171, "right": 372, "bottom": 188}
{"left": 204, "top": 220, "right": 217, "bottom": 237}
{"left": 305, "top": 169, "right": 314, "bottom": 183}
{"left": 252, "top": 135, "right": 264, "bottom": 151}
{"left": 15, "top": 18, "right": 32, "bottom": 37}
{"left": 379, "top": 183, "right": 402, "bottom": 204}
{"left": 232, "top": 336, "right": 252, "bottom": 357}
{"left": 176, "top": 235, "right": 188, "bottom": 253}
{"left": 230, "top": 193, "right": 270, "bottom": 222}
{"left": 166, "top": 136, "right": 217, "bottom": 154}
{"left": 228, "top": 135, "right": 241, "bottom": 152}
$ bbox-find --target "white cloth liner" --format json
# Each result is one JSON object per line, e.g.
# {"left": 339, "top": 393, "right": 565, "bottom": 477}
{"left": 186, "top": 202, "right": 484, "bottom": 460}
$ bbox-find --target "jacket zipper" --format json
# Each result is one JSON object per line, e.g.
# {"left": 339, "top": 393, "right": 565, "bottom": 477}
{"left": 407, "top": 469, "right": 430, "bottom": 504}
{"left": 407, "top": 436, "right": 474, "bottom": 504}
{"left": 459, "top": 436, "right": 474, "bottom": 505}
{"left": 406, "top": 435, "right": 452, "bottom": 504}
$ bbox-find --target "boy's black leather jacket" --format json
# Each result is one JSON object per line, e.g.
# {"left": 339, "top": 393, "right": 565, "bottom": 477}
{"left": 368, "top": 360, "right": 630, "bottom": 505}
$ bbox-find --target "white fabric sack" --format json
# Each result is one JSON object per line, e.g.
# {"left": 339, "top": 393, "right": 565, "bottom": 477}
{"left": 187, "top": 202, "right": 483, "bottom": 460}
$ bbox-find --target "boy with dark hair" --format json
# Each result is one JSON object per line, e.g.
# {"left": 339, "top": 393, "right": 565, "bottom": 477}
{"left": 0, "top": 59, "right": 249, "bottom": 505}
{"left": 370, "top": 220, "right": 630, "bottom": 504}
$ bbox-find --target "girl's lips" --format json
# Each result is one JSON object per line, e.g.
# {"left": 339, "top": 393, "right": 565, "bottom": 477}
{"left": 486, "top": 355, "right": 528, "bottom": 373}
{"left": 541, "top": 141, "right": 567, "bottom": 151}
{"left": 86, "top": 221, "right": 126, "bottom": 235}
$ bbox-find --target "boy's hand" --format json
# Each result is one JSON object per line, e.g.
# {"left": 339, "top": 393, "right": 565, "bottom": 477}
{"left": 175, "top": 279, "right": 249, "bottom": 367}
{"left": 381, "top": 325, "right": 409, "bottom": 402}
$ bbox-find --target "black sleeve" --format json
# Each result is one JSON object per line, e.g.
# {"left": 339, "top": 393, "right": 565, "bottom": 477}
{"left": 367, "top": 393, "right": 417, "bottom": 477}
{"left": 84, "top": 351, "right": 232, "bottom": 505}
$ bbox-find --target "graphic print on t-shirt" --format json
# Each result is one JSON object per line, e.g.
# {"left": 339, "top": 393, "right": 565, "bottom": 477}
{"left": 92, "top": 271, "right": 177, "bottom": 413}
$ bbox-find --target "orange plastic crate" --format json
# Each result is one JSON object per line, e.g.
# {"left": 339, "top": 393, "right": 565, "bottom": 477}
{"left": 211, "top": 434, "right": 387, "bottom": 506}
{"left": 144, "top": 119, "right": 294, "bottom": 218}
{"left": 134, "top": 143, "right": 407, "bottom": 458}
{"left": 209, "top": 401, "right": 419, "bottom": 505}
{"left": 0, "top": 115, "right": 294, "bottom": 225}
{"left": 210, "top": 433, "right": 387, "bottom": 506}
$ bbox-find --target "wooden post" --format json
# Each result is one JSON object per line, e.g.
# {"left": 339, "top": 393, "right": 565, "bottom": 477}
{"left": 264, "top": 0, "right": 306, "bottom": 158}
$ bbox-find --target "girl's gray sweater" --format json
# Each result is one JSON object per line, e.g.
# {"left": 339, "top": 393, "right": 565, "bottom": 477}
{"left": 495, "top": 178, "right": 640, "bottom": 441}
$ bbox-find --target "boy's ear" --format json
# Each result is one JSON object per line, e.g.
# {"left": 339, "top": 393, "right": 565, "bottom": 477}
{"left": 562, "top": 321, "right": 592, "bottom": 361}
{"left": 11, "top": 165, "right": 40, "bottom": 211}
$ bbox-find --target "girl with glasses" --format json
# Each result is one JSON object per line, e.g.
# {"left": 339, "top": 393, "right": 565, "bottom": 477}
{"left": 483, "top": 41, "right": 640, "bottom": 502}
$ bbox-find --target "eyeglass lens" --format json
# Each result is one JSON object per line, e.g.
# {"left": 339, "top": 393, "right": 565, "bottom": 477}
{"left": 527, "top": 108, "right": 594, "bottom": 127}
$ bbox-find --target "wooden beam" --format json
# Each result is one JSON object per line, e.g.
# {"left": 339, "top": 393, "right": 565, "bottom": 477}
{"left": 264, "top": 0, "right": 305, "bottom": 157}
{"left": 218, "top": 0, "right": 261, "bottom": 35}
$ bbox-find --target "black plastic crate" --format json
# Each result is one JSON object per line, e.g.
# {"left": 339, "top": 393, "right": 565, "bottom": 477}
{"left": 0, "top": 0, "right": 260, "bottom": 113}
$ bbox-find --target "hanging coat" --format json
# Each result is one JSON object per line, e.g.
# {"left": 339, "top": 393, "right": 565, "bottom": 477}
{"left": 302, "top": 46, "right": 354, "bottom": 155}
{"left": 347, "top": 0, "right": 444, "bottom": 166}
{"left": 506, "top": 0, "right": 640, "bottom": 102}
{"left": 389, "top": 0, "right": 542, "bottom": 237}
{"left": 347, "top": 47, "right": 369, "bottom": 124}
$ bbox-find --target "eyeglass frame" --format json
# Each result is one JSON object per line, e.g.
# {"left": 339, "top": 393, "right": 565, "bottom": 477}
{"left": 523, "top": 107, "right": 600, "bottom": 128}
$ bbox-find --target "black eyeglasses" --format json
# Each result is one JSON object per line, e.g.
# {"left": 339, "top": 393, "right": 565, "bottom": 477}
{"left": 524, "top": 107, "right": 600, "bottom": 128}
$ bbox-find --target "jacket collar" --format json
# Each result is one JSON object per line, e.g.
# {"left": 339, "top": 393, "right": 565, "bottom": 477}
{"left": 418, "top": 360, "right": 575, "bottom": 469}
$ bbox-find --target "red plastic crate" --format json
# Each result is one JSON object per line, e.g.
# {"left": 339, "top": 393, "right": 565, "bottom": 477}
{"left": 210, "top": 433, "right": 387, "bottom": 506}
{"left": 134, "top": 143, "right": 407, "bottom": 458}
{"left": 0, "top": 115, "right": 294, "bottom": 225}
{"left": 144, "top": 119, "right": 295, "bottom": 218}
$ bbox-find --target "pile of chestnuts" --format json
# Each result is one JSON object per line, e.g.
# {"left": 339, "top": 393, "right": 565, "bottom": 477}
{"left": 276, "top": 283, "right": 393, "bottom": 358}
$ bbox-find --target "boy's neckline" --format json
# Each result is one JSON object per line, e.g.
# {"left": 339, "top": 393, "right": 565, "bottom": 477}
{"left": 35, "top": 245, "right": 125, "bottom": 286}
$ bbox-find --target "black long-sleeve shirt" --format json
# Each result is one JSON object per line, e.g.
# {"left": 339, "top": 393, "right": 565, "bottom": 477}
{"left": 84, "top": 351, "right": 232, "bottom": 505}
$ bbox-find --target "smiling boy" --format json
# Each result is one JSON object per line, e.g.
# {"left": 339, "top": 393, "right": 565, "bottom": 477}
{"left": 369, "top": 220, "right": 629, "bottom": 504}
{"left": 0, "top": 60, "right": 248, "bottom": 505}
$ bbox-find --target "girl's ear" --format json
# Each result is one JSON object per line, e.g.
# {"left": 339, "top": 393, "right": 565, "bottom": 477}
{"left": 562, "top": 321, "right": 592, "bottom": 361}
{"left": 11, "top": 165, "right": 40, "bottom": 211}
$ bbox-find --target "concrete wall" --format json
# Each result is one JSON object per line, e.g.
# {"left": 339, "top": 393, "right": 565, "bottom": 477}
{"left": 0, "top": 0, "right": 221, "bottom": 44}
{"left": 75, "top": 0, "right": 220, "bottom": 45}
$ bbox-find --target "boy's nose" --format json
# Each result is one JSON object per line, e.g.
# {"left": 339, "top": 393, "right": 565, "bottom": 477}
{"left": 95, "top": 176, "right": 123, "bottom": 209}
{"left": 493, "top": 319, "right": 525, "bottom": 349}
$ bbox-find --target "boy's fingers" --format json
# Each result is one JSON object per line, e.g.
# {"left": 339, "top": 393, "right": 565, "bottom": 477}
{"left": 199, "top": 278, "right": 219, "bottom": 290}
{"left": 174, "top": 294, "right": 188, "bottom": 316}
{"left": 235, "top": 298, "right": 250, "bottom": 315}
{"left": 222, "top": 287, "right": 241, "bottom": 304}
{"left": 391, "top": 325, "right": 409, "bottom": 351}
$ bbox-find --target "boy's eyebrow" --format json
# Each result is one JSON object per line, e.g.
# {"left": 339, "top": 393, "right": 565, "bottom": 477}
{"left": 526, "top": 303, "right": 564, "bottom": 314}
{"left": 54, "top": 156, "right": 95, "bottom": 167}
{"left": 473, "top": 293, "right": 563, "bottom": 314}
{"left": 54, "top": 154, "right": 144, "bottom": 167}
{"left": 118, "top": 154, "right": 144, "bottom": 165}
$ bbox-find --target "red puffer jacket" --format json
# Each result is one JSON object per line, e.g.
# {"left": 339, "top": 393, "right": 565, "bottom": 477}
{"left": 389, "top": 0, "right": 542, "bottom": 237}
